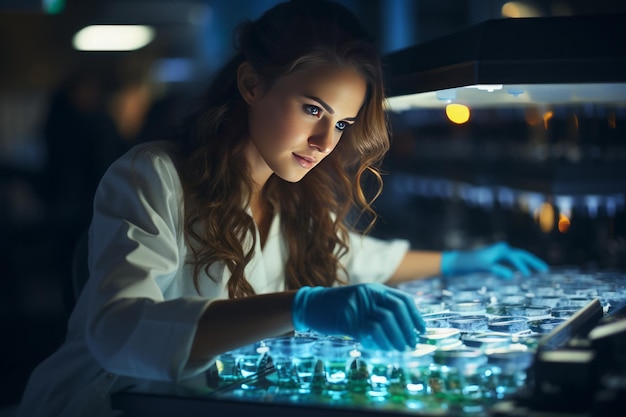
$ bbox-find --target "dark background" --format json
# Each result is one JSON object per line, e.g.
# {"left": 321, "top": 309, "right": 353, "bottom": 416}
{"left": 1, "top": 0, "right": 626, "bottom": 409}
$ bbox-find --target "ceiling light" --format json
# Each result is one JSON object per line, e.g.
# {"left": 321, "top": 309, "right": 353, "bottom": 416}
{"left": 72, "top": 25, "right": 155, "bottom": 51}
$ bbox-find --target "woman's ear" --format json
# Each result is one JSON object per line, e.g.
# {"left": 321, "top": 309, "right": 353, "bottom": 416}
{"left": 237, "top": 62, "right": 260, "bottom": 105}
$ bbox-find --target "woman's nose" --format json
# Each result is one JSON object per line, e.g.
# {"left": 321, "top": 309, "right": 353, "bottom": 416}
{"left": 308, "top": 126, "right": 334, "bottom": 154}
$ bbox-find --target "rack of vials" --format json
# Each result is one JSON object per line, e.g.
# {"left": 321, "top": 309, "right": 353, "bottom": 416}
{"left": 207, "top": 267, "right": 626, "bottom": 417}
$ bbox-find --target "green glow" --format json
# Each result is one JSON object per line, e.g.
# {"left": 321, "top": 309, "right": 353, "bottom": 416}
{"left": 43, "top": 0, "right": 65, "bottom": 14}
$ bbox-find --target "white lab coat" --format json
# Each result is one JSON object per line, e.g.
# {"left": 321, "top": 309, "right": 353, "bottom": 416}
{"left": 15, "top": 141, "right": 410, "bottom": 417}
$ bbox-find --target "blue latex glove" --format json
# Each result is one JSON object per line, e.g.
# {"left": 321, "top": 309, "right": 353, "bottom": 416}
{"left": 441, "top": 241, "right": 549, "bottom": 280}
{"left": 292, "top": 283, "right": 426, "bottom": 351}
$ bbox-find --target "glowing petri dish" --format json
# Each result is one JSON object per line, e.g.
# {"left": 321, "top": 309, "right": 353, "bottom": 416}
{"left": 528, "top": 318, "right": 567, "bottom": 334}
{"left": 462, "top": 333, "right": 512, "bottom": 350}
{"left": 413, "top": 343, "right": 438, "bottom": 356}
{"left": 448, "top": 315, "right": 489, "bottom": 333}
{"left": 511, "top": 333, "right": 542, "bottom": 352}
{"left": 422, "top": 312, "right": 462, "bottom": 328}
{"left": 400, "top": 343, "right": 438, "bottom": 367}
{"left": 420, "top": 328, "right": 461, "bottom": 340}
{"left": 498, "top": 294, "right": 527, "bottom": 305}
{"left": 433, "top": 346, "right": 488, "bottom": 369}
{"left": 487, "top": 316, "right": 529, "bottom": 333}
{"left": 508, "top": 304, "right": 552, "bottom": 320}
{"left": 529, "top": 295, "right": 563, "bottom": 308}
{"left": 448, "top": 301, "right": 487, "bottom": 315}
{"left": 485, "top": 345, "right": 533, "bottom": 374}
{"left": 486, "top": 303, "right": 515, "bottom": 317}
{"left": 419, "top": 328, "right": 463, "bottom": 349}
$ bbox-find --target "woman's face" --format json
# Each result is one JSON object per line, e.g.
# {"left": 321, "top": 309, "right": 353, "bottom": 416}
{"left": 244, "top": 64, "right": 367, "bottom": 184}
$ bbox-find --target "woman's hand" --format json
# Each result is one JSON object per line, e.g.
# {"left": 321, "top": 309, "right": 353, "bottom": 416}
{"left": 292, "top": 283, "right": 426, "bottom": 351}
{"left": 441, "top": 241, "right": 549, "bottom": 280}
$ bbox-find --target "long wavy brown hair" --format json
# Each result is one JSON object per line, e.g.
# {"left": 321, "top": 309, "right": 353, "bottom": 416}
{"left": 174, "top": 0, "right": 391, "bottom": 298}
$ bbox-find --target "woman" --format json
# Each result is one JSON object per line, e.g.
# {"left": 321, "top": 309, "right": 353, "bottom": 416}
{"left": 16, "top": 1, "right": 548, "bottom": 416}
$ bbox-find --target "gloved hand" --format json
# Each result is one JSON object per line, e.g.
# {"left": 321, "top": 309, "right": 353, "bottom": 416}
{"left": 441, "top": 241, "right": 549, "bottom": 280}
{"left": 292, "top": 283, "right": 426, "bottom": 351}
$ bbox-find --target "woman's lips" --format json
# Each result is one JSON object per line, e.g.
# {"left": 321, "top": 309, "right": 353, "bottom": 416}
{"left": 293, "top": 153, "right": 316, "bottom": 169}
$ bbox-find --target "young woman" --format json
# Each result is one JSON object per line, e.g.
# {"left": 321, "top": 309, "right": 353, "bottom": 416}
{"left": 16, "top": 1, "right": 548, "bottom": 416}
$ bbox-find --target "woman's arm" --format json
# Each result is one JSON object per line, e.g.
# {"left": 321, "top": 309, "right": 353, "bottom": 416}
{"left": 386, "top": 242, "right": 550, "bottom": 285}
{"left": 191, "top": 282, "right": 429, "bottom": 359}
{"left": 386, "top": 250, "right": 443, "bottom": 285}
{"left": 190, "top": 291, "right": 297, "bottom": 361}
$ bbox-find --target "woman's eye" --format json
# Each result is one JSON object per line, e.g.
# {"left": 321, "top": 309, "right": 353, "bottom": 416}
{"left": 303, "top": 104, "right": 321, "bottom": 117}
{"left": 335, "top": 121, "right": 347, "bottom": 131}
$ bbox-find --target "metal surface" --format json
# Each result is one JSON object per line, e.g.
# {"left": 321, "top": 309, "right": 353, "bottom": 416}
{"left": 536, "top": 298, "right": 604, "bottom": 351}
{"left": 383, "top": 13, "right": 626, "bottom": 99}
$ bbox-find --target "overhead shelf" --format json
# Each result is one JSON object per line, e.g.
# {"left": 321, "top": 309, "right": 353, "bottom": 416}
{"left": 383, "top": 13, "right": 626, "bottom": 109}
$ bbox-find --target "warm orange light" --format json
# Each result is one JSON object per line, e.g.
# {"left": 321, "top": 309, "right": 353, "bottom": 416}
{"left": 536, "top": 202, "right": 555, "bottom": 233}
{"left": 501, "top": 2, "right": 542, "bottom": 18}
{"left": 445, "top": 103, "right": 470, "bottom": 124}
{"left": 524, "top": 108, "right": 543, "bottom": 126}
{"left": 558, "top": 213, "right": 571, "bottom": 233}
{"left": 543, "top": 111, "right": 553, "bottom": 130}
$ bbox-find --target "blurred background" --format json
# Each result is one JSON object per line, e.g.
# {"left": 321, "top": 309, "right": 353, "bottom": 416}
{"left": 1, "top": 0, "right": 625, "bottom": 408}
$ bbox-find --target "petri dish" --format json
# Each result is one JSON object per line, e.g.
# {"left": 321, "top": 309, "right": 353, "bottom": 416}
{"left": 422, "top": 312, "right": 462, "bottom": 328}
{"left": 484, "top": 345, "right": 534, "bottom": 398}
{"left": 462, "top": 333, "right": 512, "bottom": 350}
{"left": 313, "top": 338, "right": 359, "bottom": 395}
{"left": 419, "top": 328, "right": 463, "bottom": 349}
{"left": 508, "top": 304, "right": 552, "bottom": 320}
{"left": 448, "top": 300, "right": 487, "bottom": 315}
{"left": 528, "top": 318, "right": 567, "bottom": 334}
{"left": 448, "top": 315, "right": 489, "bottom": 333}
{"left": 265, "top": 336, "right": 317, "bottom": 391}
{"left": 487, "top": 316, "right": 529, "bottom": 334}
{"left": 550, "top": 305, "right": 581, "bottom": 318}
{"left": 528, "top": 295, "right": 564, "bottom": 308}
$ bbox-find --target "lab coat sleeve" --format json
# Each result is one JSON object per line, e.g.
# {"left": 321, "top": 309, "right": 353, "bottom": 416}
{"left": 85, "top": 144, "right": 214, "bottom": 382}
{"left": 341, "top": 232, "right": 410, "bottom": 284}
